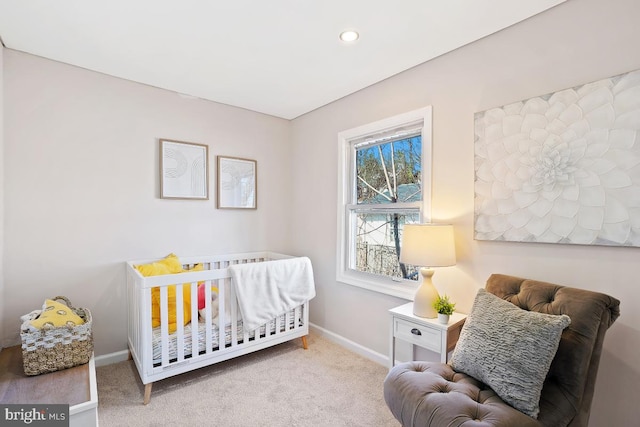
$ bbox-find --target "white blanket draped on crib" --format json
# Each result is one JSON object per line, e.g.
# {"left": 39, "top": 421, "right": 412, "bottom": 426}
{"left": 229, "top": 257, "right": 315, "bottom": 331}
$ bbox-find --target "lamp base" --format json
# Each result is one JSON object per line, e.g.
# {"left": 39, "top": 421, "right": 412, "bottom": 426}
{"left": 413, "top": 267, "right": 439, "bottom": 318}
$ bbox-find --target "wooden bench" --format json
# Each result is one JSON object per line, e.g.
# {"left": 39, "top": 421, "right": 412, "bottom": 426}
{"left": 0, "top": 345, "right": 98, "bottom": 427}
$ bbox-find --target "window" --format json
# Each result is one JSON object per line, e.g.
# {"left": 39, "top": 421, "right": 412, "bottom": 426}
{"left": 336, "top": 107, "right": 432, "bottom": 299}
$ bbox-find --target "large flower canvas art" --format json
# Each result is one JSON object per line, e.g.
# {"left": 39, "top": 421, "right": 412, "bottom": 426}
{"left": 474, "top": 69, "right": 640, "bottom": 246}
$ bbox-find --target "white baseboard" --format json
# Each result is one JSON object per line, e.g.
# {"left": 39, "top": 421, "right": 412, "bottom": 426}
{"left": 94, "top": 349, "right": 130, "bottom": 367}
{"left": 309, "top": 322, "right": 388, "bottom": 367}
{"left": 94, "top": 325, "right": 389, "bottom": 368}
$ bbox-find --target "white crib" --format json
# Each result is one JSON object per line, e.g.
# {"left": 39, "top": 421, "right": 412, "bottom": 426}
{"left": 126, "top": 251, "right": 310, "bottom": 404}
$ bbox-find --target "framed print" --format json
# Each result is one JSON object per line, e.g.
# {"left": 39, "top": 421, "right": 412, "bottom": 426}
{"left": 160, "top": 139, "right": 209, "bottom": 199}
{"left": 217, "top": 156, "right": 257, "bottom": 209}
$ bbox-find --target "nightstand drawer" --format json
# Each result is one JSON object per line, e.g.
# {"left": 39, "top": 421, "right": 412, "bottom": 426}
{"left": 393, "top": 318, "right": 441, "bottom": 353}
{"left": 389, "top": 303, "right": 467, "bottom": 367}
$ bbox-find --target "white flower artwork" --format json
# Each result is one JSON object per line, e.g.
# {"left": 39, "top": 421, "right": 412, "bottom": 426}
{"left": 474, "top": 69, "right": 640, "bottom": 246}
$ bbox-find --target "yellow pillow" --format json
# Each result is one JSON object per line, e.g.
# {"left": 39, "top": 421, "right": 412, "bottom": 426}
{"left": 150, "top": 284, "right": 192, "bottom": 333}
{"left": 135, "top": 253, "right": 183, "bottom": 276}
{"left": 31, "top": 299, "right": 85, "bottom": 329}
{"left": 150, "top": 263, "right": 205, "bottom": 332}
{"left": 136, "top": 255, "right": 202, "bottom": 333}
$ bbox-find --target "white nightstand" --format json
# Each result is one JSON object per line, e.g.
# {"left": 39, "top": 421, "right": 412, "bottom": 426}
{"left": 389, "top": 302, "right": 467, "bottom": 369}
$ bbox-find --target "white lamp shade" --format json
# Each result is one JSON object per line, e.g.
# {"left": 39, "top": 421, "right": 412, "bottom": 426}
{"left": 400, "top": 224, "right": 456, "bottom": 268}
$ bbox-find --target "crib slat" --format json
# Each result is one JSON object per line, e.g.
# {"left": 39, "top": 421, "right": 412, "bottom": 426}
{"left": 160, "top": 286, "right": 170, "bottom": 367}
{"left": 176, "top": 285, "right": 185, "bottom": 362}
{"left": 228, "top": 276, "right": 239, "bottom": 347}
{"left": 302, "top": 303, "right": 309, "bottom": 329}
{"left": 215, "top": 277, "right": 223, "bottom": 347}
{"left": 190, "top": 282, "right": 198, "bottom": 360}
{"left": 204, "top": 280, "right": 212, "bottom": 354}
{"left": 274, "top": 314, "right": 280, "bottom": 335}
{"left": 285, "top": 311, "right": 291, "bottom": 333}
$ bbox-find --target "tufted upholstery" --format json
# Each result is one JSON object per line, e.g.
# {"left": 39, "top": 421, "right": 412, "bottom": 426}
{"left": 383, "top": 274, "right": 620, "bottom": 427}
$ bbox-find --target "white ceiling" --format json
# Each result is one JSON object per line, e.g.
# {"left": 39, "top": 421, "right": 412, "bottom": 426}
{"left": 0, "top": 0, "right": 565, "bottom": 120}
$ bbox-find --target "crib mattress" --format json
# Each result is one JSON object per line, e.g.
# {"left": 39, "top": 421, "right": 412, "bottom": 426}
{"left": 151, "top": 311, "right": 299, "bottom": 364}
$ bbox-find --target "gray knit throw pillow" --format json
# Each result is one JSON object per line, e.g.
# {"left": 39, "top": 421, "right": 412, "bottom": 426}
{"left": 450, "top": 288, "right": 570, "bottom": 418}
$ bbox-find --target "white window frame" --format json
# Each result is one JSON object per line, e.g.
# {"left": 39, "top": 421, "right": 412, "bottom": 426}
{"left": 336, "top": 106, "right": 433, "bottom": 299}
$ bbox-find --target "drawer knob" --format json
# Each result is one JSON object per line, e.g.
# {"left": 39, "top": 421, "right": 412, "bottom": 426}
{"left": 410, "top": 328, "right": 422, "bottom": 336}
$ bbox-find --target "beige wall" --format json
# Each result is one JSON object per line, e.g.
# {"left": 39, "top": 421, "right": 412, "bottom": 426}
{"left": 2, "top": 50, "right": 293, "bottom": 355}
{"left": 291, "top": 0, "right": 640, "bottom": 425}
{"left": 2, "top": 0, "right": 638, "bottom": 424}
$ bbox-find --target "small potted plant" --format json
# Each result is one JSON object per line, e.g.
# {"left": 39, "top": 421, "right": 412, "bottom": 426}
{"left": 433, "top": 294, "right": 456, "bottom": 324}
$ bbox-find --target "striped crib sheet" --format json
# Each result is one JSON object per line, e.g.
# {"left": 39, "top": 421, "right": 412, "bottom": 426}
{"left": 151, "top": 311, "right": 299, "bottom": 364}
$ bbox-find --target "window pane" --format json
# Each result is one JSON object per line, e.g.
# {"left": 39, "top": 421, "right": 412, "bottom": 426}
{"left": 355, "top": 211, "right": 420, "bottom": 280}
{"left": 337, "top": 106, "right": 431, "bottom": 298}
{"left": 356, "top": 136, "right": 422, "bottom": 205}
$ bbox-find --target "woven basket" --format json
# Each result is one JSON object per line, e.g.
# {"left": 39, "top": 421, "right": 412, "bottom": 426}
{"left": 20, "top": 296, "right": 93, "bottom": 376}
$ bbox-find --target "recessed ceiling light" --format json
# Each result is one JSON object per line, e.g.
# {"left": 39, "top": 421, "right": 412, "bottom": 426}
{"left": 339, "top": 30, "right": 359, "bottom": 43}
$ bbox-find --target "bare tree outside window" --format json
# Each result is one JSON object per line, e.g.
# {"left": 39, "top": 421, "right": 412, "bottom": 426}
{"left": 355, "top": 136, "right": 422, "bottom": 280}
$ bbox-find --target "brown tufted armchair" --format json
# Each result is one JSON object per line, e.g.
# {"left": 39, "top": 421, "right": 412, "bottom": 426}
{"left": 383, "top": 274, "right": 620, "bottom": 427}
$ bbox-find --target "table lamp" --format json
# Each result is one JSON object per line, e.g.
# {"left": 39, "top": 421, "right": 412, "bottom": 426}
{"left": 400, "top": 224, "right": 456, "bottom": 318}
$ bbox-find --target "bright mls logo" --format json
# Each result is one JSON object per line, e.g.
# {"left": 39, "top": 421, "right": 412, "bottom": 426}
{"left": 1, "top": 404, "right": 69, "bottom": 426}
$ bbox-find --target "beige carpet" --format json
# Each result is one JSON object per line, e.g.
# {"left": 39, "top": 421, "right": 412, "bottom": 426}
{"left": 96, "top": 333, "right": 400, "bottom": 427}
